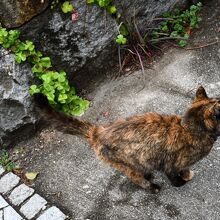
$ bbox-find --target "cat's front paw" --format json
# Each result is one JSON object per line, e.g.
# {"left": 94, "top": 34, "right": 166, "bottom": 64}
{"left": 171, "top": 176, "right": 187, "bottom": 187}
{"left": 180, "top": 170, "right": 194, "bottom": 182}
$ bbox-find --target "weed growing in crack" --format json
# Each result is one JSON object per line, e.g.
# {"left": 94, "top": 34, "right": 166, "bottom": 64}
{"left": 87, "top": 0, "right": 117, "bottom": 15}
{"left": 116, "top": 2, "right": 202, "bottom": 75}
{"left": 151, "top": 2, "right": 202, "bottom": 47}
{"left": 0, "top": 150, "right": 16, "bottom": 172}
{"left": 61, "top": 1, "right": 74, "bottom": 13}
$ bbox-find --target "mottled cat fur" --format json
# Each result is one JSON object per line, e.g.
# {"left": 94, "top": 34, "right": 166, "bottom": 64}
{"left": 34, "top": 86, "right": 220, "bottom": 193}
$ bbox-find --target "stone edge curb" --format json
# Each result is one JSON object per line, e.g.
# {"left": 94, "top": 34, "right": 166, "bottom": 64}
{"left": 0, "top": 165, "right": 68, "bottom": 220}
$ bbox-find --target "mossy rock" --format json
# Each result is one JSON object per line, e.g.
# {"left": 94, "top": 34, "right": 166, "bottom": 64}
{"left": 0, "top": 0, "right": 49, "bottom": 28}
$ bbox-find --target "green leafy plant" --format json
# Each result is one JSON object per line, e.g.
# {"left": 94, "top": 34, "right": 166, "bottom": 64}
{"left": 0, "top": 28, "right": 20, "bottom": 48}
{"left": 0, "top": 150, "right": 16, "bottom": 172}
{"left": 51, "top": 0, "right": 59, "bottom": 9}
{"left": 115, "top": 23, "right": 129, "bottom": 46}
{"left": 116, "top": 34, "right": 127, "bottom": 45}
{"left": 61, "top": 1, "right": 74, "bottom": 13}
{"left": 151, "top": 2, "right": 202, "bottom": 47}
{"left": 0, "top": 26, "right": 89, "bottom": 116}
{"left": 87, "top": 0, "right": 117, "bottom": 15}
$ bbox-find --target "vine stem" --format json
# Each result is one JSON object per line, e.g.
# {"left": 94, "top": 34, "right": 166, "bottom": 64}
{"left": 118, "top": 46, "right": 122, "bottom": 73}
{"left": 133, "top": 46, "right": 147, "bottom": 93}
{"left": 149, "top": 36, "right": 188, "bottom": 42}
{"left": 185, "top": 40, "right": 219, "bottom": 50}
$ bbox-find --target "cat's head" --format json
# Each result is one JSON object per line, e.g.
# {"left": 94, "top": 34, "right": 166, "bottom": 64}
{"left": 182, "top": 86, "right": 220, "bottom": 136}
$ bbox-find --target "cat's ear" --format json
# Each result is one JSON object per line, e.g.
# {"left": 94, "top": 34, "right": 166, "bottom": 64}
{"left": 195, "top": 86, "right": 208, "bottom": 100}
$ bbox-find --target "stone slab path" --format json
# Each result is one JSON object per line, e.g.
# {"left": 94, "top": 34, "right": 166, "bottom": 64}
{"left": 0, "top": 165, "right": 67, "bottom": 220}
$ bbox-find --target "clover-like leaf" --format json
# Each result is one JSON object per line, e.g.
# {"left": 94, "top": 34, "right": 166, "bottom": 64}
{"left": 61, "top": 1, "right": 74, "bottom": 13}
{"left": 0, "top": 28, "right": 8, "bottom": 44}
{"left": 29, "top": 85, "right": 40, "bottom": 96}
{"left": 178, "top": 40, "right": 187, "bottom": 47}
{"left": 40, "top": 57, "right": 52, "bottom": 68}
{"left": 15, "top": 51, "right": 27, "bottom": 63}
{"left": 58, "top": 93, "right": 68, "bottom": 103}
{"left": 41, "top": 74, "right": 52, "bottom": 84}
{"left": 170, "top": 31, "right": 178, "bottom": 37}
{"left": 116, "top": 34, "right": 127, "bottom": 45}
{"left": 45, "top": 92, "right": 55, "bottom": 103}
{"left": 108, "top": 5, "right": 117, "bottom": 14}
{"left": 32, "top": 65, "right": 44, "bottom": 75}
{"left": 58, "top": 74, "right": 66, "bottom": 83}
{"left": 24, "top": 40, "right": 35, "bottom": 51}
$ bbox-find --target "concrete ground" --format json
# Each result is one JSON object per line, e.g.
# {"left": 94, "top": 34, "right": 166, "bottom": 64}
{"left": 13, "top": 1, "right": 220, "bottom": 219}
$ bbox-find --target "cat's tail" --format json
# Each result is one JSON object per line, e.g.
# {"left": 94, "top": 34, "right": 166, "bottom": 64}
{"left": 33, "top": 94, "right": 96, "bottom": 139}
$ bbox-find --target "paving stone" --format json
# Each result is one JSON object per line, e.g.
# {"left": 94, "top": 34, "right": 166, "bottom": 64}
{"left": 3, "top": 206, "right": 23, "bottom": 220}
{"left": 0, "top": 173, "right": 20, "bottom": 194}
{"left": 37, "top": 206, "right": 66, "bottom": 220}
{"left": 20, "top": 194, "right": 47, "bottom": 219}
{"left": 9, "top": 184, "right": 35, "bottom": 206}
{"left": 0, "top": 195, "right": 8, "bottom": 209}
{"left": 0, "top": 166, "right": 4, "bottom": 175}
{"left": 0, "top": 210, "right": 3, "bottom": 220}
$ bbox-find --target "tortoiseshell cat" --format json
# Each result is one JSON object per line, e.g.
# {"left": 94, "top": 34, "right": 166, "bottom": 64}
{"left": 35, "top": 86, "right": 220, "bottom": 193}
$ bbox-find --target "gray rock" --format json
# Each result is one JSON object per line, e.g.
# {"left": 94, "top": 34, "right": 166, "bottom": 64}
{"left": 0, "top": 0, "right": 49, "bottom": 28}
{"left": 19, "top": 0, "right": 118, "bottom": 89}
{"left": 0, "top": 48, "right": 38, "bottom": 147}
{"left": 115, "top": 0, "right": 188, "bottom": 30}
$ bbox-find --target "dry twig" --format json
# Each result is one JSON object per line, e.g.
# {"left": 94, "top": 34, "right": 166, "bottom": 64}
{"left": 185, "top": 40, "right": 219, "bottom": 50}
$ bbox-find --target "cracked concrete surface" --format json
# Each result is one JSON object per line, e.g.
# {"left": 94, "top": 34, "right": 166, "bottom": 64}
{"left": 14, "top": 1, "right": 220, "bottom": 219}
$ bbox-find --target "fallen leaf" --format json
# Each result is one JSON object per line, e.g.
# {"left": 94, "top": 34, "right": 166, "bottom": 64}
{"left": 25, "top": 172, "right": 39, "bottom": 181}
{"left": 186, "top": 27, "right": 192, "bottom": 35}
{"left": 72, "top": 11, "right": 79, "bottom": 22}
{"left": 103, "top": 112, "right": 109, "bottom": 117}
{"left": 13, "top": 168, "right": 23, "bottom": 176}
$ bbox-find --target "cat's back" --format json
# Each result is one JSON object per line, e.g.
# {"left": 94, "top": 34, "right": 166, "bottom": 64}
{"left": 97, "top": 112, "right": 183, "bottom": 146}
{"left": 94, "top": 112, "right": 184, "bottom": 168}
{"left": 141, "top": 112, "right": 181, "bottom": 125}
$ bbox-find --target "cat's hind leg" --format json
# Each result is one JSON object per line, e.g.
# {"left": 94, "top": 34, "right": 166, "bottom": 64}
{"left": 98, "top": 145, "right": 161, "bottom": 193}
{"left": 104, "top": 159, "right": 160, "bottom": 193}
